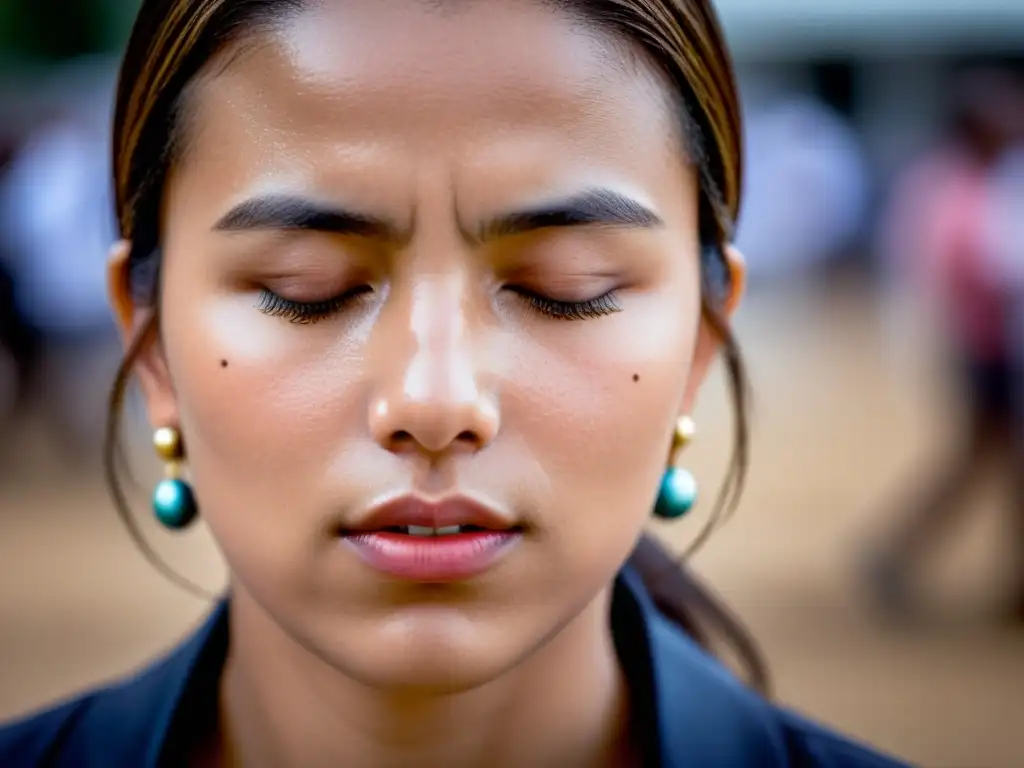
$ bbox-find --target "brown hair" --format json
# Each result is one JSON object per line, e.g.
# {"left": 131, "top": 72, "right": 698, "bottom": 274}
{"left": 107, "top": 0, "right": 766, "bottom": 694}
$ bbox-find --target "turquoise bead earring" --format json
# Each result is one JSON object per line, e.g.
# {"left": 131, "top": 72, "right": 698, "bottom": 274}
{"left": 152, "top": 426, "right": 198, "bottom": 530}
{"left": 653, "top": 415, "right": 699, "bottom": 520}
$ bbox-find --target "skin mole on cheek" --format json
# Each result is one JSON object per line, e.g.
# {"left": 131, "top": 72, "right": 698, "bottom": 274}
{"left": 633, "top": 374, "right": 640, "bottom": 382}
{"left": 220, "top": 360, "right": 229, "bottom": 368}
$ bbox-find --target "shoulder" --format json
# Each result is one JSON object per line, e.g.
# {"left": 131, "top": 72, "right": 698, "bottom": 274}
{"left": 0, "top": 679, "right": 156, "bottom": 767}
{"left": 0, "top": 605, "right": 225, "bottom": 768}
{"left": 644, "top": 611, "right": 915, "bottom": 767}
{"left": 0, "top": 696, "right": 96, "bottom": 767}
{"left": 772, "top": 708, "right": 915, "bottom": 768}
{"left": 0, "top": 657, "right": 183, "bottom": 768}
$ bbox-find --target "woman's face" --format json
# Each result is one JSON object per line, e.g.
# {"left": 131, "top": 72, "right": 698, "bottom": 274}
{"left": 114, "top": 0, "right": 739, "bottom": 690}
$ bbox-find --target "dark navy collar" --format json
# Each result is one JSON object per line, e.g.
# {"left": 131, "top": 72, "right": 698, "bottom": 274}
{"left": 616, "top": 567, "right": 786, "bottom": 767}
{"left": 67, "top": 567, "right": 787, "bottom": 767}
{"left": 0, "top": 564, "right": 919, "bottom": 766}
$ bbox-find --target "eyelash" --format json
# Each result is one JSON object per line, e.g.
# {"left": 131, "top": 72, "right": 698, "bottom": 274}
{"left": 256, "top": 286, "right": 372, "bottom": 324}
{"left": 507, "top": 288, "right": 622, "bottom": 321}
{"left": 256, "top": 286, "right": 621, "bottom": 324}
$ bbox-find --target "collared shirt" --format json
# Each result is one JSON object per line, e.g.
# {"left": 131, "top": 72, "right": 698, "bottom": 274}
{"left": 0, "top": 568, "right": 914, "bottom": 767}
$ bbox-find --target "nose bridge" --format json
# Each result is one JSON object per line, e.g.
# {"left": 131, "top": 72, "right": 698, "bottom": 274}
{"left": 406, "top": 273, "right": 476, "bottom": 405}
{"left": 370, "top": 268, "right": 498, "bottom": 454}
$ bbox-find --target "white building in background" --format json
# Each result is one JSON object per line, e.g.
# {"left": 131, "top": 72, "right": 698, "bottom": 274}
{"left": 713, "top": 0, "right": 1024, "bottom": 279}
{"left": 715, "top": 0, "right": 1024, "bottom": 60}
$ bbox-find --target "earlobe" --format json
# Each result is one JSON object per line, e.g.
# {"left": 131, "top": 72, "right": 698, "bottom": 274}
{"left": 107, "top": 240, "right": 136, "bottom": 341}
{"left": 679, "top": 243, "right": 746, "bottom": 415}
{"left": 107, "top": 240, "right": 180, "bottom": 429}
{"left": 722, "top": 244, "right": 746, "bottom": 318}
{"left": 680, "top": 322, "right": 717, "bottom": 415}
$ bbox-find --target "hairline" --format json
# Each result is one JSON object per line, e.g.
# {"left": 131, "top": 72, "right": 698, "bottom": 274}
{"left": 164, "top": 0, "right": 705, "bottom": 179}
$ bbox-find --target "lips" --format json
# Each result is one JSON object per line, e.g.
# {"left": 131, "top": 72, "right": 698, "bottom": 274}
{"left": 339, "top": 495, "right": 522, "bottom": 582}
{"left": 345, "top": 495, "right": 517, "bottom": 534}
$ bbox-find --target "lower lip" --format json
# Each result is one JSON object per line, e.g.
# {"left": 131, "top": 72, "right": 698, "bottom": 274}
{"left": 343, "top": 531, "right": 521, "bottom": 582}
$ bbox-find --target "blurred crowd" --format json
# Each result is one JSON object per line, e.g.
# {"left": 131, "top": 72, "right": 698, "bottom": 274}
{"left": 0, "top": 56, "right": 121, "bottom": 457}
{"left": 868, "top": 68, "right": 1024, "bottom": 621}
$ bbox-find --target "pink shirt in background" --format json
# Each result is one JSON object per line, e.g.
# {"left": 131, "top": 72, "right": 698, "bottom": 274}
{"left": 882, "top": 148, "right": 1012, "bottom": 362}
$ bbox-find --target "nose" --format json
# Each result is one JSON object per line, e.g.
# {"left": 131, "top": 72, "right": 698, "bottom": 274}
{"left": 368, "top": 276, "right": 499, "bottom": 457}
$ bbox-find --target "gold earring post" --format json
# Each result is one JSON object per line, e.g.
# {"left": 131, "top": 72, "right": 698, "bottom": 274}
{"left": 670, "top": 415, "right": 697, "bottom": 461}
{"left": 154, "top": 426, "right": 184, "bottom": 480}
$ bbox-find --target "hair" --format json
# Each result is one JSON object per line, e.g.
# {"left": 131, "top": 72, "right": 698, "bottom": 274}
{"left": 107, "top": 0, "right": 767, "bottom": 694}
{"left": 947, "top": 67, "right": 1024, "bottom": 160}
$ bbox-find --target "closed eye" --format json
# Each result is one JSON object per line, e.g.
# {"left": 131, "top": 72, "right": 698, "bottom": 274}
{"left": 256, "top": 285, "right": 374, "bottom": 324}
{"left": 506, "top": 287, "right": 622, "bottom": 320}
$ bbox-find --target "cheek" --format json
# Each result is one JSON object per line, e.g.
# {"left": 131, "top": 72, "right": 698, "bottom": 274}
{"left": 511, "top": 285, "right": 700, "bottom": 543}
{"left": 158, "top": 275, "right": 367, "bottom": 541}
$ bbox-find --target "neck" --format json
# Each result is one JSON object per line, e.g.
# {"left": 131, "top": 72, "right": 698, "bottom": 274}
{"left": 216, "top": 586, "right": 637, "bottom": 768}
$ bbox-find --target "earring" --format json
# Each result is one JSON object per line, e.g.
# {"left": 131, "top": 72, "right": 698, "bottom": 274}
{"left": 152, "top": 426, "right": 198, "bottom": 530}
{"left": 653, "top": 415, "right": 698, "bottom": 520}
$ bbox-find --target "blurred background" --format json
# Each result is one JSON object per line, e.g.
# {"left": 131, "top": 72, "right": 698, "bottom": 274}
{"left": 1, "top": 2, "right": 1022, "bottom": 766}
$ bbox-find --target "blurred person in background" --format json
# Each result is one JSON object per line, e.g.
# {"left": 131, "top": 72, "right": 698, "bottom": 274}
{"left": 0, "top": 56, "right": 121, "bottom": 463}
{"left": 867, "top": 68, "right": 1024, "bottom": 622}
{"left": 0, "top": 249, "right": 38, "bottom": 432}
{"left": 0, "top": 123, "right": 46, "bottom": 438}
{"left": 735, "top": 91, "right": 869, "bottom": 282}
{"left": 0, "top": 130, "right": 36, "bottom": 430}
{"left": 979, "top": 131, "right": 1024, "bottom": 618}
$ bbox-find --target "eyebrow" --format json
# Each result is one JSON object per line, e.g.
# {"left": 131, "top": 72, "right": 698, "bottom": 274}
{"left": 212, "top": 187, "right": 662, "bottom": 242}
{"left": 213, "top": 195, "right": 399, "bottom": 239}
{"left": 477, "top": 188, "right": 663, "bottom": 241}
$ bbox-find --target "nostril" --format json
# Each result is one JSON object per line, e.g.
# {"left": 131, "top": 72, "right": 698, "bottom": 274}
{"left": 385, "top": 428, "right": 481, "bottom": 454}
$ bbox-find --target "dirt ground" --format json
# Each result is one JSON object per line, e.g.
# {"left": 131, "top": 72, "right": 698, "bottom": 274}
{"left": 1, "top": 278, "right": 1021, "bottom": 767}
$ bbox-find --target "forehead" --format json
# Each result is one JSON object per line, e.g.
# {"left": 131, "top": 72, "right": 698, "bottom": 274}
{"left": 177, "top": 0, "right": 686, "bottom": 204}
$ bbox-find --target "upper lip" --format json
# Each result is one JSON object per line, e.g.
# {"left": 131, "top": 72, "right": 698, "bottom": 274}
{"left": 344, "top": 495, "right": 518, "bottom": 533}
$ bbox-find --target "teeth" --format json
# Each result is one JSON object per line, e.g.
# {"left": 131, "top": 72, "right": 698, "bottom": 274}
{"left": 405, "top": 525, "right": 463, "bottom": 537}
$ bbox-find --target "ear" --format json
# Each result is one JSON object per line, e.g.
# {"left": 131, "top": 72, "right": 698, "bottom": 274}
{"left": 108, "top": 240, "right": 179, "bottom": 429}
{"left": 680, "top": 244, "right": 746, "bottom": 415}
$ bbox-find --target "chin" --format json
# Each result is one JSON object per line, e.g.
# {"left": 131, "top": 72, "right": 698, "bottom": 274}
{"left": 348, "top": 660, "right": 503, "bottom": 695}
{"left": 322, "top": 612, "right": 531, "bottom": 694}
